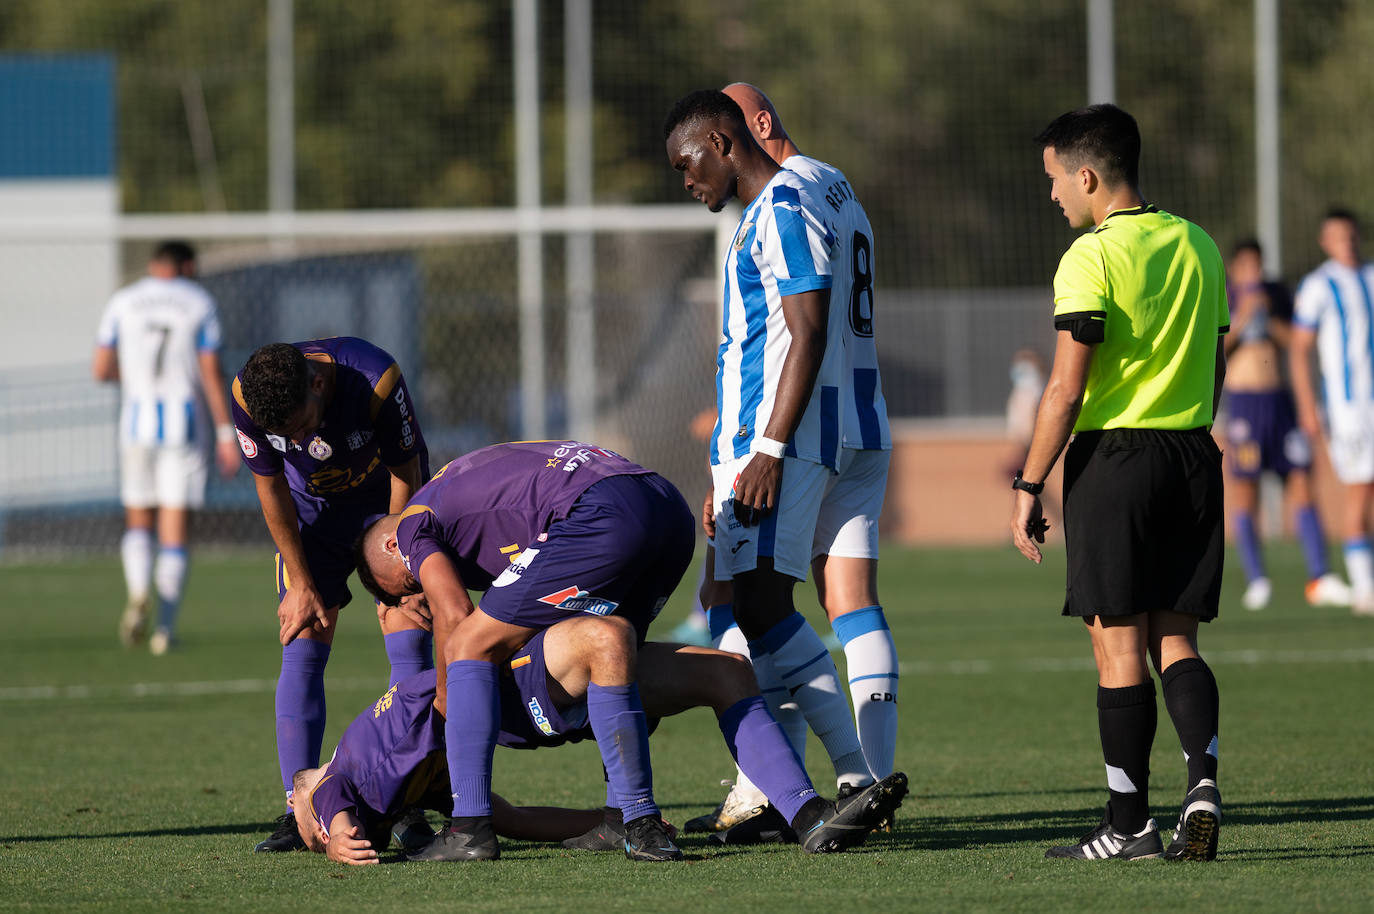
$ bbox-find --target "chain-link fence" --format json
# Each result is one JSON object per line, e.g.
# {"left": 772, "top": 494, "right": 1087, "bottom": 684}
{"left": 4, "top": 0, "right": 1374, "bottom": 554}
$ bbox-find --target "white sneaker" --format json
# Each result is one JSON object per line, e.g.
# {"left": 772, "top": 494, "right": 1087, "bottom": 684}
{"left": 149, "top": 628, "right": 173, "bottom": 656}
{"left": 1353, "top": 595, "right": 1374, "bottom": 618}
{"left": 1241, "top": 577, "right": 1272, "bottom": 611}
{"left": 683, "top": 780, "right": 768, "bottom": 832}
{"left": 119, "top": 600, "right": 148, "bottom": 647}
{"left": 1306, "top": 574, "right": 1353, "bottom": 608}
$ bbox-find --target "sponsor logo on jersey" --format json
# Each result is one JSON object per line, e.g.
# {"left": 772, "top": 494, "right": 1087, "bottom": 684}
{"left": 307, "top": 435, "right": 333, "bottom": 461}
{"left": 345, "top": 429, "right": 373, "bottom": 451}
{"left": 492, "top": 548, "right": 539, "bottom": 588}
{"left": 267, "top": 434, "right": 288, "bottom": 453}
{"left": 527, "top": 697, "right": 555, "bottom": 736}
{"left": 538, "top": 585, "right": 618, "bottom": 616}
{"left": 236, "top": 429, "right": 258, "bottom": 458}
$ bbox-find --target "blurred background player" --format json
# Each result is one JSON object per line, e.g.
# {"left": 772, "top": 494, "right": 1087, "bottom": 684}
{"left": 681, "top": 83, "right": 899, "bottom": 834}
{"left": 232, "top": 338, "right": 433, "bottom": 852}
{"left": 1291, "top": 210, "right": 1374, "bottom": 617}
{"left": 1222, "top": 238, "right": 1349, "bottom": 611}
{"left": 665, "top": 88, "right": 878, "bottom": 827}
{"left": 92, "top": 240, "right": 240, "bottom": 655}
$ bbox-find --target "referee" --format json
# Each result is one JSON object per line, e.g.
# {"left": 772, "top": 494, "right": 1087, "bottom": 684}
{"left": 1011, "top": 105, "right": 1228, "bottom": 862}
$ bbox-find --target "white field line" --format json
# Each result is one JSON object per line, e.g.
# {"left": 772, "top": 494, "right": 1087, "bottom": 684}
{"left": 2, "top": 647, "right": 1372, "bottom": 703}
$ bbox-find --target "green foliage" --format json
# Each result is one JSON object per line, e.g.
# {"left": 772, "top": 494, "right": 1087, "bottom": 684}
{"left": 1, "top": 544, "right": 1372, "bottom": 911}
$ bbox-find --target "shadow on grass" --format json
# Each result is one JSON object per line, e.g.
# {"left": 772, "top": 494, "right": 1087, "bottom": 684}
{"left": 0, "top": 821, "right": 279, "bottom": 845}
{"left": 886, "top": 794, "right": 1374, "bottom": 858}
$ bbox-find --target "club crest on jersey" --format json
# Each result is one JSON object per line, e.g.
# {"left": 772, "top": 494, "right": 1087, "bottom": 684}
{"left": 492, "top": 548, "right": 539, "bottom": 588}
{"left": 267, "top": 434, "right": 288, "bottom": 453}
{"left": 732, "top": 222, "right": 753, "bottom": 251}
{"left": 307, "top": 435, "right": 332, "bottom": 460}
{"left": 527, "top": 697, "right": 555, "bottom": 736}
{"left": 236, "top": 429, "right": 258, "bottom": 459}
{"left": 538, "top": 585, "right": 618, "bottom": 616}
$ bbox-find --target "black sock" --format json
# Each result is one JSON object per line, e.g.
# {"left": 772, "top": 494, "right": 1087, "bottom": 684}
{"left": 1097, "top": 681, "right": 1156, "bottom": 834}
{"left": 1161, "top": 657, "right": 1219, "bottom": 789}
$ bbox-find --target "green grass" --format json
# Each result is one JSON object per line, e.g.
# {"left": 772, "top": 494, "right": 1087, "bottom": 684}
{"left": 1, "top": 543, "right": 1372, "bottom": 912}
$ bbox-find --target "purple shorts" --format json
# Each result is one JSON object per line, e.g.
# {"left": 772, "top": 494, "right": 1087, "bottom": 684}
{"left": 275, "top": 504, "right": 387, "bottom": 611}
{"left": 1224, "top": 390, "right": 1312, "bottom": 480}
{"left": 498, "top": 628, "right": 592, "bottom": 749}
{"left": 478, "top": 473, "right": 695, "bottom": 642}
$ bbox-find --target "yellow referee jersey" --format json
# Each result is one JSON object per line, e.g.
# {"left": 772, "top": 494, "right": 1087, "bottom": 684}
{"left": 1052, "top": 205, "right": 1230, "bottom": 432}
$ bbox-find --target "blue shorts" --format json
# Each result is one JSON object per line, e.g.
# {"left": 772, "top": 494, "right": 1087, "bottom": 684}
{"left": 276, "top": 503, "right": 387, "bottom": 611}
{"left": 1224, "top": 390, "right": 1311, "bottom": 480}
{"left": 478, "top": 473, "right": 695, "bottom": 642}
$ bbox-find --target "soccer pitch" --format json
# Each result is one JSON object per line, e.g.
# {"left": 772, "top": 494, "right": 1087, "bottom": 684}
{"left": 1, "top": 543, "right": 1371, "bottom": 913}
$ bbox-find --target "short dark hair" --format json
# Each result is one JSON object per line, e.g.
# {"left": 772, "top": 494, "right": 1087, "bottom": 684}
{"left": 663, "top": 89, "right": 748, "bottom": 142}
{"left": 1035, "top": 104, "right": 1141, "bottom": 189}
{"left": 151, "top": 240, "right": 197, "bottom": 271}
{"left": 1231, "top": 237, "right": 1262, "bottom": 259}
{"left": 353, "top": 522, "right": 399, "bottom": 606}
{"left": 239, "top": 343, "right": 309, "bottom": 431}
{"left": 1324, "top": 208, "right": 1360, "bottom": 230}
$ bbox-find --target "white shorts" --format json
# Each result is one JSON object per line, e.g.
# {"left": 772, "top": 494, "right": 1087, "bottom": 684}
{"left": 812, "top": 447, "right": 889, "bottom": 561}
{"left": 1327, "top": 404, "right": 1374, "bottom": 485}
{"left": 120, "top": 443, "right": 209, "bottom": 509}
{"left": 711, "top": 454, "right": 832, "bottom": 582}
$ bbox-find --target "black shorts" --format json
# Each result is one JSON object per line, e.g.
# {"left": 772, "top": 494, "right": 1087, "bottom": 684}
{"left": 1062, "top": 427, "right": 1224, "bottom": 620}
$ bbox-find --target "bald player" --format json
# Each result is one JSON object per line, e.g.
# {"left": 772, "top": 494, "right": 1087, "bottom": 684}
{"left": 684, "top": 84, "right": 898, "bottom": 834}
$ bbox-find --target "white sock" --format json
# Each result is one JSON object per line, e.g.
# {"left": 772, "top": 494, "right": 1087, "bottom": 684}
{"left": 713, "top": 613, "right": 809, "bottom": 786}
{"left": 154, "top": 546, "right": 188, "bottom": 633}
{"left": 1344, "top": 538, "right": 1374, "bottom": 600}
{"left": 833, "top": 606, "right": 899, "bottom": 779}
{"left": 121, "top": 528, "right": 154, "bottom": 605}
{"left": 753, "top": 612, "right": 871, "bottom": 789}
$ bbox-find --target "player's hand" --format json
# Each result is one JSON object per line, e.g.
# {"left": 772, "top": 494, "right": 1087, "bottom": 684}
{"left": 1297, "top": 406, "right": 1324, "bottom": 446}
{"left": 732, "top": 453, "right": 782, "bottom": 527}
{"left": 215, "top": 439, "right": 241, "bottom": 478}
{"left": 279, "top": 583, "right": 330, "bottom": 645}
{"left": 1010, "top": 490, "right": 1050, "bottom": 564}
{"left": 701, "top": 489, "right": 716, "bottom": 539}
{"left": 326, "top": 825, "right": 379, "bottom": 865}
{"left": 380, "top": 593, "right": 433, "bottom": 632}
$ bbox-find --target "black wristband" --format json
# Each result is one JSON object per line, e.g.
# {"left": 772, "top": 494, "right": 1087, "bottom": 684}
{"left": 1012, "top": 471, "right": 1044, "bottom": 495}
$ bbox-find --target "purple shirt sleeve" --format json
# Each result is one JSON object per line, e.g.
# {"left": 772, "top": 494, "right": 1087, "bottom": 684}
{"left": 308, "top": 770, "right": 366, "bottom": 838}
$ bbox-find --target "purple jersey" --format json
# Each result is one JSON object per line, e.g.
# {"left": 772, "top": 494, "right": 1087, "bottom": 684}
{"left": 231, "top": 337, "right": 428, "bottom": 527}
{"left": 396, "top": 441, "right": 652, "bottom": 590}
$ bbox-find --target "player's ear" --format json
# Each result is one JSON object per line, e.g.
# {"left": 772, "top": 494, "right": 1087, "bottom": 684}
{"left": 754, "top": 109, "right": 773, "bottom": 140}
{"left": 709, "top": 128, "right": 732, "bottom": 158}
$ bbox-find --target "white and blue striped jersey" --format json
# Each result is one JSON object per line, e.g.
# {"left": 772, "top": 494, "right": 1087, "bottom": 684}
{"left": 95, "top": 276, "right": 223, "bottom": 448}
{"left": 782, "top": 154, "right": 891, "bottom": 450}
{"left": 712, "top": 168, "right": 844, "bottom": 469}
{"left": 1294, "top": 259, "right": 1374, "bottom": 410}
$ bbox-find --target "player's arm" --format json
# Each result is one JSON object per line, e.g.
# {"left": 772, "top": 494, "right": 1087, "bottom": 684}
{"left": 386, "top": 454, "right": 426, "bottom": 513}
{"left": 416, "top": 551, "right": 477, "bottom": 717}
{"left": 1212, "top": 336, "right": 1227, "bottom": 420}
{"left": 1289, "top": 325, "right": 1322, "bottom": 442}
{"left": 254, "top": 471, "right": 331, "bottom": 644}
{"left": 324, "top": 810, "right": 378, "bottom": 865}
{"left": 91, "top": 345, "right": 119, "bottom": 383}
{"left": 1010, "top": 329, "right": 1095, "bottom": 565}
{"left": 491, "top": 793, "right": 604, "bottom": 842}
{"left": 198, "top": 350, "right": 241, "bottom": 478}
{"left": 733, "top": 287, "right": 831, "bottom": 517}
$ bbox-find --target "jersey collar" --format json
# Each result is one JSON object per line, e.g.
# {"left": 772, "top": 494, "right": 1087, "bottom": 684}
{"left": 1095, "top": 202, "right": 1158, "bottom": 232}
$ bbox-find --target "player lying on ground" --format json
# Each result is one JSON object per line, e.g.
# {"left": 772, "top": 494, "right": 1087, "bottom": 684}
{"left": 290, "top": 613, "right": 908, "bottom": 864}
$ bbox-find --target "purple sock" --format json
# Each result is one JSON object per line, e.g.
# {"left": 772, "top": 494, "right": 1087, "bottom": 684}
{"left": 718, "top": 695, "right": 818, "bottom": 823}
{"left": 1296, "top": 505, "right": 1331, "bottom": 579}
{"left": 275, "top": 638, "right": 331, "bottom": 800}
{"left": 1233, "top": 512, "right": 1266, "bottom": 582}
{"left": 587, "top": 682, "right": 659, "bottom": 823}
{"left": 446, "top": 660, "right": 499, "bottom": 818}
{"left": 384, "top": 630, "right": 434, "bottom": 686}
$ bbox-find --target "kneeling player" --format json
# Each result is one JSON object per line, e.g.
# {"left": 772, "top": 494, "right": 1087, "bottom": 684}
{"left": 291, "top": 615, "right": 908, "bottom": 864}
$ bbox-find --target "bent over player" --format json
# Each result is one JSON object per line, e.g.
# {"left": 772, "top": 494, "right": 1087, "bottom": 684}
{"left": 355, "top": 441, "right": 695, "bottom": 861}
{"left": 232, "top": 338, "right": 432, "bottom": 852}
{"left": 292, "top": 614, "right": 906, "bottom": 863}
{"left": 1011, "top": 105, "right": 1227, "bottom": 861}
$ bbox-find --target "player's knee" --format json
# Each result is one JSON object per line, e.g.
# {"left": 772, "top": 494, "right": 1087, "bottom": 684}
{"left": 710, "top": 649, "right": 759, "bottom": 708}
{"left": 580, "top": 615, "right": 636, "bottom": 680}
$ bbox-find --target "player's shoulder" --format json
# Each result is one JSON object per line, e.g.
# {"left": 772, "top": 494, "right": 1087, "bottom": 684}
{"left": 784, "top": 154, "right": 845, "bottom": 186}
{"left": 302, "top": 336, "right": 397, "bottom": 372}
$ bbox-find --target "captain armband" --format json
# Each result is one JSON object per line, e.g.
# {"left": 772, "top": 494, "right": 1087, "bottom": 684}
{"left": 1053, "top": 312, "right": 1105, "bottom": 344}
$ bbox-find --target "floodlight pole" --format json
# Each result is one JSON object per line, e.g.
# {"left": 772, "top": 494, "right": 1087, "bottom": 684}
{"left": 1087, "top": 0, "right": 1115, "bottom": 104}
{"left": 1255, "top": 0, "right": 1281, "bottom": 275}
{"left": 565, "top": 0, "right": 595, "bottom": 443}
{"left": 267, "top": 0, "right": 294, "bottom": 213}
{"left": 515, "top": 0, "right": 546, "bottom": 440}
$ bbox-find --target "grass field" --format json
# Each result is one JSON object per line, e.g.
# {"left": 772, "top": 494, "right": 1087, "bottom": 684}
{"left": 2, "top": 542, "right": 1372, "bottom": 912}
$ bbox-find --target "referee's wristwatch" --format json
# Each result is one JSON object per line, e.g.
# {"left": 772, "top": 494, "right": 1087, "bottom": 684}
{"left": 1012, "top": 471, "right": 1044, "bottom": 496}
